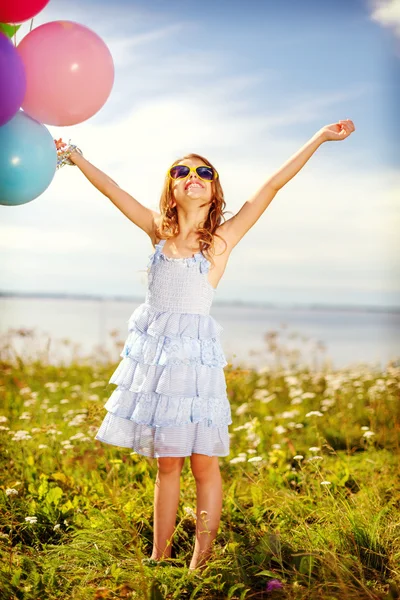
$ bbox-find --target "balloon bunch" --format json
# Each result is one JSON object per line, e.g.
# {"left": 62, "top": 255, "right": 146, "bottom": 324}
{"left": 0, "top": 0, "right": 114, "bottom": 206}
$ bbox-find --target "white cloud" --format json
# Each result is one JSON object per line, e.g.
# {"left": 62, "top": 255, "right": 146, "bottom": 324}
{"left": 369, "top": 0, "right": 400, "bottom": 38}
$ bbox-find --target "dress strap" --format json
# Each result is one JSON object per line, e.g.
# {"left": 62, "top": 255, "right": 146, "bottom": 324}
{"left": 156, "top": 239, "right": 167, "bottom": 249}
{"left": 147, "top": 239, "right": 165, "bottom": 270}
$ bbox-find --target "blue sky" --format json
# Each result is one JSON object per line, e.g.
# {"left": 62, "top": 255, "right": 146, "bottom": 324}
{"left": 1, "top": 0, "right": 399, "bottom": 308}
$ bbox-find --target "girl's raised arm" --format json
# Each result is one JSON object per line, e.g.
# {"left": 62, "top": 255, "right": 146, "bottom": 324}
{"left": 221, "top": 119, "right": 355, "bottom": 249}
{"left": 67, "top": 148, "right": 160, "bottom": 239}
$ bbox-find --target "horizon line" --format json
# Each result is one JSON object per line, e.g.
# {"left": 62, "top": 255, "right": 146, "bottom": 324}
{"left": 0, "top": 290, "right": 399, "bottom": 314}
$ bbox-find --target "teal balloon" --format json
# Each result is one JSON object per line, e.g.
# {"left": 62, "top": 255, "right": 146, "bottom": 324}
{"left": 0, "top": 110, "right": 56, "bottom": 206}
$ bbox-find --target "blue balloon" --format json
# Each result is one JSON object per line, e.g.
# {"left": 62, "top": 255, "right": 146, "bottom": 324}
{"left": 0, "top": 110, "right": 57, "bottom": 206}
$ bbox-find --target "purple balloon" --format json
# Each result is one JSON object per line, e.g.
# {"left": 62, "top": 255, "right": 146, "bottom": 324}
{"left": 0, "top": 32, "right": 26, "bottom": 126}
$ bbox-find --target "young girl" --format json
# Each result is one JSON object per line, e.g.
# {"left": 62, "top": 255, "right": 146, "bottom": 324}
{"left": 56, "top": 119, "right": 355, "bottom": 570}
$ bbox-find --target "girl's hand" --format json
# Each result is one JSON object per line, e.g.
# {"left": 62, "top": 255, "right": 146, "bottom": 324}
{"left": 54, "top": 138, "right": 83, "bottom": 169}
{"left": 319, "top": 119, "right": 355, "bottom": 142}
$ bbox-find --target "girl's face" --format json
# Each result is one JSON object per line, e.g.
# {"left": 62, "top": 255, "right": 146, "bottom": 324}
{"left": 170, "top": 158, "right": 213, "bottom": 207}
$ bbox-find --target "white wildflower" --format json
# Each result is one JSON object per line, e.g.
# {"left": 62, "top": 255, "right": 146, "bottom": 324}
{"left": 233, "top": 425, "right": 246, "bottom": 431}
{"left": 288, "top": 387, "right": 303, "bottom": 398}
{"left": 89, "top": 381, "right": 106, "bottom": 388}
{"left": 53, "top": 523, "right": 61, "bottom": 531}
{"left": 271, "top": 444, "right": 281, "bottom": 450}
{"left": 60, "top": 399, "right": 69, "bottom": 404}
{"left": 67, "top": 414, "right": 87, "bottom": 427}
{"left": 183, "top": 506, "right": 197, "bottom": 519}
{"left": 361, "top": 426, "right": 369, "bottom": 431}
{"left": 229, "top": 456, "right": 247, "bottom": 464}
{"left": 5, "top": 488, "right": 19, "bottom": 496}
{"left": 305, "top": 411, "right": 323, "bottom": 417}
{"left": 25, "top": 516, "right": 37, "bottom": 523}
{"left": 235, "top": 402, "right": 249, "bottom": 416}
{"left": 19, "top": 412, "right": 31, "bottom": 420}
{"left": 290, "top": 397, "right": 303, "bottom": 405}
{"left": 320, "top": 481, "right": 331, "bottom": 486}
{"left": 309, "top": 447, "right": 321, "bottom": 453}
{"left": 44, "top": 382, "right": 59, "bottom": 390}
{"left": 280, "top": 410, "right": 300, "bottom": 419}
{"left": 246, "top": 431, "right": 261, "bottom": 446}
{"left": 69, "top": 433, "right": 87, "bottom": 441}
{"left": 0, "top": 416, "right": 8, "bottom": 423}
{"left": 293, "top": 455, "right": 304, "bottom": 461}
{"left": 23, "top": 399, "right": 35, "bottom": 407}
{"left": 248, "top": 456, "right": 263, "bottom": 463}
{"left": 19, "top": 387, "right": 31, "bottom": 395}
{"left": 321, "top": 398, "right": 335, "bottom": 409}
{"left": 253, "top": 389, "right": 275, "bottom": 403}
{"left": 12, "top": 430, "right": 32, "bottom": 441}
{"left": 307, "top": 455, "right": 323, "bottom": 462}
{"left": 363, "top": 431, "right": 375, "bottom": 438}
{"left": 61, "top": 441, "right": 74, "bottom": 449}
{"left": 274, "top": 425, "right": 287, "bottom": 435}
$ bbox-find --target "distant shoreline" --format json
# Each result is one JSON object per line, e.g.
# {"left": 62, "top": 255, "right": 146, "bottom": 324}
{"left": 1, "top": 291, "right": 399, "bottom": 314}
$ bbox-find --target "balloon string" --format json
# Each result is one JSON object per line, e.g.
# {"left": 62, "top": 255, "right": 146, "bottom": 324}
{"left": 13, "top": 24, "right": 16, "bottom": 47}
{"left": 30, "top": 18, "right": 34, "bottom": 32}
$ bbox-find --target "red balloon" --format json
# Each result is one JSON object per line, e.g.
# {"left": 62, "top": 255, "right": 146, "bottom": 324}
{"left": 0, "top": 0, "right": 51, "bottom": 24}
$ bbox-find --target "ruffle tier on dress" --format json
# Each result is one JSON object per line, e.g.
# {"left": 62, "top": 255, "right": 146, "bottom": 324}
{"left": 94, "top": 240, "right": 232, "bottom": 458}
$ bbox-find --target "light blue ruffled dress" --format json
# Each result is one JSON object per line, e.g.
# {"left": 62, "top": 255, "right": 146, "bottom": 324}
{"left": 94, "top": 238, "right": 232, "bottom": 458}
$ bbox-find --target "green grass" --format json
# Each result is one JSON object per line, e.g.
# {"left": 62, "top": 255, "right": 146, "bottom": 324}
{"left": 0, "top": 327, "right": 399, "bottom": 600}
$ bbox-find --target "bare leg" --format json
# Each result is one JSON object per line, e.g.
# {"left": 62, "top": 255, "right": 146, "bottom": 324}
{"left": 150, "top": 456, "right": 185, "bottom": 560}
{"left": 189, "top": 454, "right": 222, "bottom": 570}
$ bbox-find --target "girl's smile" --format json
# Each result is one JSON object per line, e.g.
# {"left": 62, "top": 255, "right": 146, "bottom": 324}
{"left": 172, "top": 159, "right": 213, "bottom": 204}
{"left": 185, "top": 179, "right": 204, "bottom": 191}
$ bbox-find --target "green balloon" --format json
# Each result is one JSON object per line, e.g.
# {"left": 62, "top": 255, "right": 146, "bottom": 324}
{"left": 0, "top": 23, "right": 22, "bottom": 39}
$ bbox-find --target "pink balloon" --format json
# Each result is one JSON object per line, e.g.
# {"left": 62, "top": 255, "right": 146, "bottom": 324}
{"left": 17, "top": 20, "right": 114, "bottom": 126}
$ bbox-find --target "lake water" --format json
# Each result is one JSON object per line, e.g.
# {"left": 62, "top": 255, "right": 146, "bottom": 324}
{"left": 0, "top": 296, "right": 399, "bottom": 372}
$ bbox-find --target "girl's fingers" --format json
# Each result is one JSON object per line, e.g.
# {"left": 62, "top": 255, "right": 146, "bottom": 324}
{"left": 339, "top": 119, "right": 355, "bottom": 131}
{"left": 339, "top": 122, "right": 350, "bottom": 135}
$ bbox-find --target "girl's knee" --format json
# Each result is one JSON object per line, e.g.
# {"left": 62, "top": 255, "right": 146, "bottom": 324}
{"left": 190, "top": 454, "right": 220, "bottom": 482}
{"left": 157, "top": 456, "right": 185, "bottom": 475}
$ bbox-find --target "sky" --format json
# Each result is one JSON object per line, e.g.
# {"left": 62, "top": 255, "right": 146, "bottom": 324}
{"left": 1, "top": 0, "right": 399, "bottom": 308}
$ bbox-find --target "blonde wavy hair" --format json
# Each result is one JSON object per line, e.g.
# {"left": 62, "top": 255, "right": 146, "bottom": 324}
{"left": 154, "top": 153, "right": 231, "bottom": 267}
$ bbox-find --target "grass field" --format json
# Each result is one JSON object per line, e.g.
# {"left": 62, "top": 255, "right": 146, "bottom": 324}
{"left": 0, "top": 328, "right": 399, "bottom": 599}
